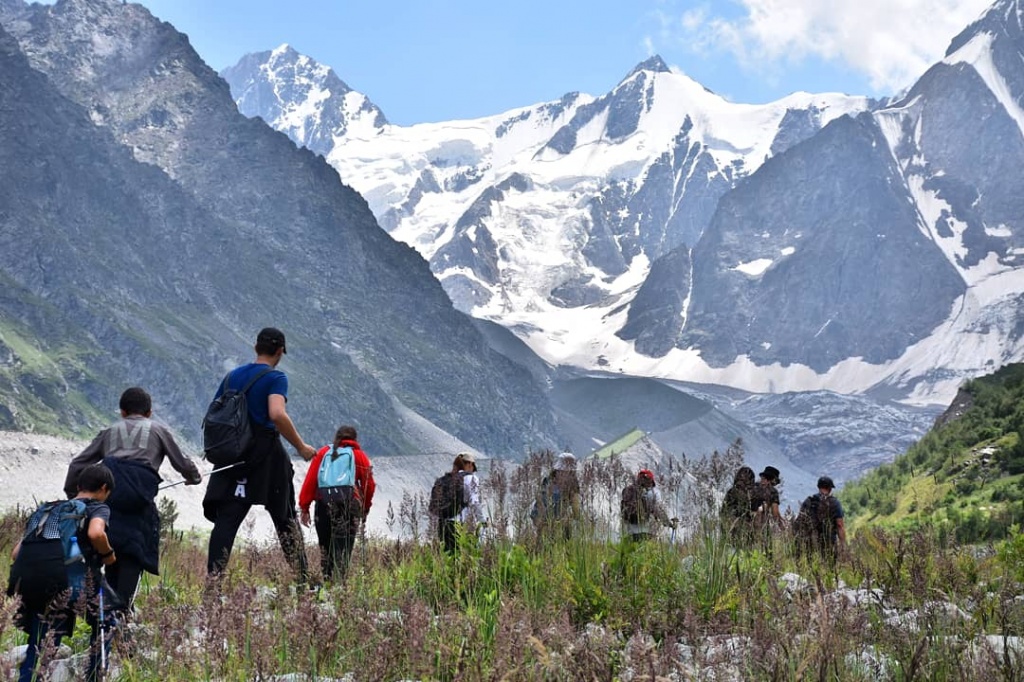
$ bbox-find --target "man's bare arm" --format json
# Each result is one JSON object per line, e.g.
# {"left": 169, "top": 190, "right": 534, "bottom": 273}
{"left": 267, "top": 394, "right": 315, "bottom": 461}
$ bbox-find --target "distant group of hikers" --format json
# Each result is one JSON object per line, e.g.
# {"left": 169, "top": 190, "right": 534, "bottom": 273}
{"left": 4, "top": 326, "right": 848, "bottom": 681}
{"left": 720, "top": 465, "right": 848, "bottom": 561}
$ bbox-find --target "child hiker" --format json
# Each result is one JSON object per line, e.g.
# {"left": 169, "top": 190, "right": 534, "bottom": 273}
{"left": 8, "top": 463, "right": 118, "bottom": 682}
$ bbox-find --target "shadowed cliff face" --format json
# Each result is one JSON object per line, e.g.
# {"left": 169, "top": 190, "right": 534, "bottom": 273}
{"left": 0, "top": 1, "right": 560, "bottom": 457}
{"left": 677, "top": 114, "right": 967, "bottom": 371}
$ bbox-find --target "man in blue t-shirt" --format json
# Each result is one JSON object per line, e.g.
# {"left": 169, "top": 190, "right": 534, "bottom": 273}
{"left": 203, "top": 327, "right": 316, "bottom": 581}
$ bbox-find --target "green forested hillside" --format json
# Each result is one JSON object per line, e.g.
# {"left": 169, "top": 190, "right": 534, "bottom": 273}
{"left": 844, "top": 363, "right": 1024, "bottom": 542}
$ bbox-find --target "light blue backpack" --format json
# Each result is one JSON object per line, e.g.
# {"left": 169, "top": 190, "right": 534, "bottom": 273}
{"left": 316, "top": 445, "right": 357, "bottom": 502}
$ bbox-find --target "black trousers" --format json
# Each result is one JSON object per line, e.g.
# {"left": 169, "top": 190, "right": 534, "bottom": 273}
{"left": 314, "top": 499, "right": 361, "bottom": 581}
{"left": 439, "top": 517, "right": 459, "bottom": 553}
{"left": 105, "top": 555, "right": 144, "bottom": 611}
{"left": 207, "top": 498, "right": 308, "bottom": 581}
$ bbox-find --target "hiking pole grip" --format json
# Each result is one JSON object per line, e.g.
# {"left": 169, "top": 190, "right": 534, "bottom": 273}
{"left": 158, "top": 461, "right": 243, "bottom": 490}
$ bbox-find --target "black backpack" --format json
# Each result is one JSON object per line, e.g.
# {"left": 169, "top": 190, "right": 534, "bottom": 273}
{"left": 795, "top": 493, "right": 838, "bottom": 541}
{"left": 721, "top": 485, "right": 755, "bottom": 520}
{"left": 620, "top": 483, "right": 650, "bottom": 524}
{"left": 202, "top": 367, "right": 272, "bottom": 467}
{"left": 428, "top": 471, "right": 466, "bottom": 518}
{"left": 7, "top": 499, "right": 90, "bottom": 605}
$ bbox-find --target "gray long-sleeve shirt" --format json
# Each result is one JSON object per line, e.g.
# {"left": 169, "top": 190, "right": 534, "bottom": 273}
{"left": 63, "top": 415, "right": 201, "bottom": 497}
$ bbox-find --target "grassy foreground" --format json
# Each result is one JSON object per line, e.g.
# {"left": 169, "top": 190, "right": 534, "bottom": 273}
{"left": 0, "top": 451, "right": 1021, "bottom": 681}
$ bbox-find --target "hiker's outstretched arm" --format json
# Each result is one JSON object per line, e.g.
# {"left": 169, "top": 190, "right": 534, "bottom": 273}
{"left": 159, "top": 428, "right": 201, "bottom": 484}
{"left": 267, "top": 394, "right": 315, "bottom": 461}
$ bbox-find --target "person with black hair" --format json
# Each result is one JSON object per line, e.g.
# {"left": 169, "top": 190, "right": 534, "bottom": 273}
{"left": 203, "top": 327, "right": 315, "bottom": 582}
{"left": 11, "top": 464, "right": 117, "bottom": 682}
{"left": 721, "top": 466, "right": 758, "bottom": 547}
{"left": 753, "top": 466, "right": 785, "bottom": 526}
{"left": 64, "top": 387, "right": 201, "bottom": 611}
{"left": 794, "top": 476, "right": 847, "bottom": 563}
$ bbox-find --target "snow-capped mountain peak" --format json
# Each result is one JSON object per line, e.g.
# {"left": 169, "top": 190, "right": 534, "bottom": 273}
{"left": 222, "top": 2, "right": 1024, "bottom": 408}
{"left": 223, "top": 49, "right": 868, "bottom": 371}
{"left": 220, "top": 43, "right": 387, "bottom": 157}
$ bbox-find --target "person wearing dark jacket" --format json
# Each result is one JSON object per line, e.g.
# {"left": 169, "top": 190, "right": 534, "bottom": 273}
{"left": 721, "top": 466, "right": 758, "bottom": 547}
{"left": 203, "top": 327, "right": 316, "bottom": 582}
{"left": 299, "top": 425, "right": 376, "bottom": 582}
{"left": 63, "top": 387, "right": 201, "bottom": 610}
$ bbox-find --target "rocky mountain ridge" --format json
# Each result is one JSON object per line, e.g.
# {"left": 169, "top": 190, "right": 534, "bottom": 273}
{"left": 222, "top": 0, "right": 1024, "bottom": 406}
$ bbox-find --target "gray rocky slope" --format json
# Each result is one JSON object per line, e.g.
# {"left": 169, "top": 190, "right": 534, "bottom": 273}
{"left": 0, "top": 0, "right": 559, "bottom": 457}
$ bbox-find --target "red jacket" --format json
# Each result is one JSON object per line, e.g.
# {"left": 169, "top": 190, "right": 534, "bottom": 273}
{"left": 299, "top": 439, "right": 375, "bottom": 514}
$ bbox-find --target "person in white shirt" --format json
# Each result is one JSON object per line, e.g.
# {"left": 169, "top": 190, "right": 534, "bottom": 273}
{"left": 457, "top": 452, "right": 487, "bottom": 528}
{"left": 436, "top": 452, "right": 487, "bottom": 552}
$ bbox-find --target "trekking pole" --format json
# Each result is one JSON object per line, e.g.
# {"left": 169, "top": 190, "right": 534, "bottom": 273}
{"left": 158, "top": 462, "right": 243, "bottom": 490}
{"left": 359, "top": 517, "right": 367, "bottom": 568}
{"left": 98, "top": 568, "right": 107, "bottom": 681}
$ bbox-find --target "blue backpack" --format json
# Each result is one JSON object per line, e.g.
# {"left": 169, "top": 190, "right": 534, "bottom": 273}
{"left": 317, "top": 446, "right": 357, "bottom": 503}
{"left": 10, "top": 499, "right": 90, "bottom": 602}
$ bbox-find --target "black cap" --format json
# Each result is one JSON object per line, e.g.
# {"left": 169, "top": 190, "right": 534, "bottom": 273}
{"left": 817, "top": 476, "right": 835, "bottom": 490}
{"left": 759, "top": 466, "right": 780, "bottom": 482}
{"left": 257, "top": 327, "right": 287, "bottom": 354}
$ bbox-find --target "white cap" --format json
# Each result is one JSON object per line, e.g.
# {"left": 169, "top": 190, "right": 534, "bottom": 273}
{"left": 554, "top": 452, "right": 577, "bottom": 470}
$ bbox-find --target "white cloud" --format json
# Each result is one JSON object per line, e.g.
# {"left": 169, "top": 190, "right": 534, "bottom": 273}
{"left": 653, "top": 0, "right": 994, "bottom": 94}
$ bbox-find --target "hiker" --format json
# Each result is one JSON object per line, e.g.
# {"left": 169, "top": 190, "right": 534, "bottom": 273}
{"left": 531, "top": 451, "right": 581, "bottom": 539}
{"left": 794, "top": 476, "right": 847, "bottom": 563}
{"left": 720, "top": 466, "right": 758, "bottom": 547}
{"left": 620, "top": 469, "right": 677, "bottom": 542}
{"left": 753, "top": 465, "right": 785, "bottom": 528}
{"left": 203, "top": 327, "right": 315, "bottom": 581}
{"left": 9, "top": 464, "right": 118, "bottom": 682}
{"left": 63, "top": 387, "right": 202, "bottom": 612}
{"left": 299, "top": 425, "right": 376, "bottom": 582}
{"left": 432, "top": 453, "right": 487, "bottom": 553}
{"left": 750, "top": 465, "right": 785, "bottom": 553}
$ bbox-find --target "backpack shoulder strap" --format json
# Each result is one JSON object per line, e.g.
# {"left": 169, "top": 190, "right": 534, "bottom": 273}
{"left": 240, "top": 367, "right": 275, "bottom": 394}
{"left": 29, "top": 501, "right": 58, "bottom": 539}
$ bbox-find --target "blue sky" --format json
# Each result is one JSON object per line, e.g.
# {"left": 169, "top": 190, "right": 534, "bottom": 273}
{"left": 131, "top": 0, "right": 994, "bottom": 126}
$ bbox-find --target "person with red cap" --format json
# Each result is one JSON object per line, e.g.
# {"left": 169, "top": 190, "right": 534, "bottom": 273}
{"left": 620, "top": 468, "right": 677, "bottom": 542}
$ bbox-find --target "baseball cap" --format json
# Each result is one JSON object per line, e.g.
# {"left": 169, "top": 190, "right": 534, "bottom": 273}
{"left": 759, "top": 466, "right": 780, "bottom": 483}
{"left": 817, "top": 476, "right": 835, "bottom": 490}
{"left": 257, "top": 327, "right": 287, "bottom": 354}
{"left": 459, "top": 452, "right": 476, "bottom": 464}
{"left": 638, "top": 469, "right": 655, "bottom": 484}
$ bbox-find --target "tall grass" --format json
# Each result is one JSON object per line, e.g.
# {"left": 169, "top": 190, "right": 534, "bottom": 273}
{"left": 1, "top": 451, "right": 1022, "bottom": 680}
